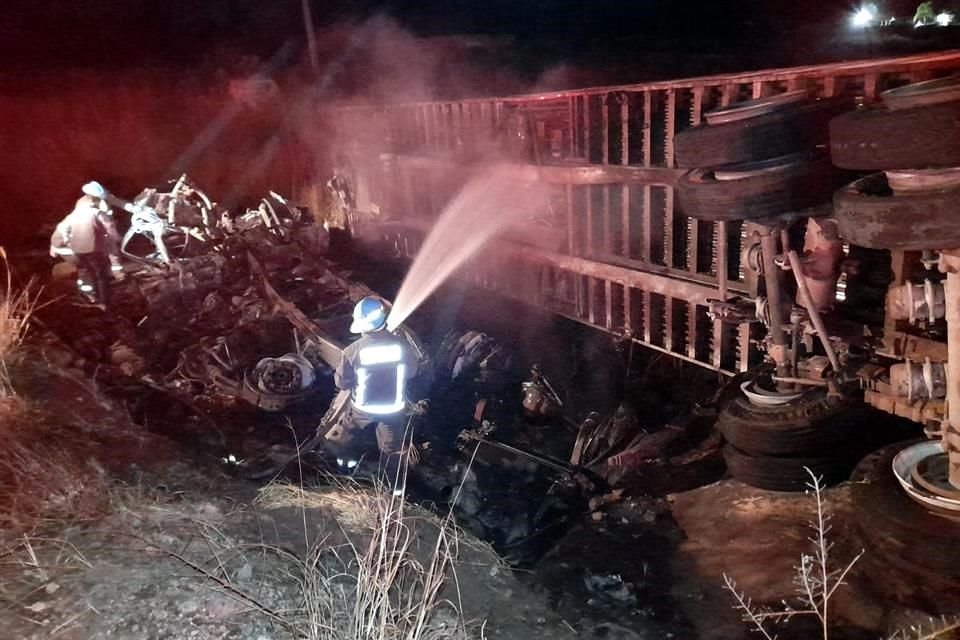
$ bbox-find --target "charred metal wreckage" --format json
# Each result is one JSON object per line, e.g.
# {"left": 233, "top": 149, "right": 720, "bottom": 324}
{"left": 51, "top": 173, "right": 686, "bottom": 555}
{"left": 328, "top": 51, "right": 960, "bottom": 608}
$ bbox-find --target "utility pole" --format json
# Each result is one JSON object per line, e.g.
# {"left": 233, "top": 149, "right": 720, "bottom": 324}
{"left": 301, "top": 0, "right": 320, "bottom": 77}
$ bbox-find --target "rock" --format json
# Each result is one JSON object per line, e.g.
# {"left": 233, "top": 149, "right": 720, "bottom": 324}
{"left": 589, "top": 489, "right": 626, "bottom": 512}
{"left": 178, "top": 599, "right": 199, "bottom": 615}
{"left": 109, "top": 343, "right": 143, "bottom": 369}
{"left": 197, "top": 502, "right": 221, "bottom": 517}
{"left": 584, "top": 574, "right": 637, "bottom": 605}
{"left": 593, "top": 622, "right": 646, "bottom": 640}
{"left": 236, "top": 563, "right": 253, "bottom": 581}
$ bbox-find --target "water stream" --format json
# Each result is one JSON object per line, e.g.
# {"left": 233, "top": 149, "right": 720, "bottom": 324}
{"left": 386, "top": 166, "right": 548, "bottom": 331}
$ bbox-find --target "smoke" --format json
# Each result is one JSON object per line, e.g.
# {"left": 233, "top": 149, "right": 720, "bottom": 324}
{"left": 0, "top": 12, "right": 558, "bottom": 243}
{"left": 386, "top": 166, "right": 550, "bottom": 331}
{"left": 302, "top": 16, "right": 528, "bottom": 104}
{"left": 301, "top": 17, "right": 575, "bottom": 331}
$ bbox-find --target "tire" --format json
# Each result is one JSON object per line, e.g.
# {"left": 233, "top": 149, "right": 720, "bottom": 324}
{"left": 849, "top": 442, "right": 960, "bottom": 613}
{"left": 676, "top": 98, "right": 850, "bottom": 169}
{"left": 855, "top": 549, "right": 960, "bottom": 615}
{"left": 717, "top": 389, "right": 861, "bottom": 456}
{"left": 722, "top": 444, "right": 849, "bottom": 491}
{"left": 677, "top": 152, "right": 838, "bottom": 222}
{"left": 829, "top": 101, "right": 960, "bottom": 170}
{"left": 834, "top": 172, "right": 960, "bottom": 250}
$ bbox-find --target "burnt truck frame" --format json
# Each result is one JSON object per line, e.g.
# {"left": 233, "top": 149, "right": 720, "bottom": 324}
{"left": 328, "top": 51, "right": 960, "bottom": 514}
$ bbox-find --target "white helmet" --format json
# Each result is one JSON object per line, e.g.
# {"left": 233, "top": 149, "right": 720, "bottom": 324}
{"left": 81, "top": 181, "right": 108, "bottom": 200}
{"left": 350, "top": 296, "right": 388, "bottom": 334}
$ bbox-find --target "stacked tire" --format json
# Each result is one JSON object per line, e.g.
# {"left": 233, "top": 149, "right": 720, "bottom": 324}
{"left": 830, "top": 76, "right": 960, "bottom": 250}
{"left": 849, "top": 442, "right": 960, "bottom": 613}
{"left": 675, "top": 92, "right": 852, "bottom": 222}
{"left": 717, "top": 388, "right": 869, "bottom": 491}
{"left": 830, "top": 77, "right": 960, "bottom": 615}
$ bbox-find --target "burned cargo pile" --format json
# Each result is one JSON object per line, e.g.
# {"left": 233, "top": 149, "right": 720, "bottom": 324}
{"left": 43, "top": 177, "right": 367, "bottom": 457}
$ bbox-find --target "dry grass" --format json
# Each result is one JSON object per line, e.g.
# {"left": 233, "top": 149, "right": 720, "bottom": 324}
{"left": 0, "top": 534, "right": 92, "bottom": 616}
{"left": 0, "top": 251, "right": 112, "bottom": 534}
{"left": 0, "top": 406, "right": 113, "bottom": 535}
{"left": 890, "top": 617, "right": 960, "bottom": 640}
{"left": 257, "top": 482, "right": 386, "bottom": 531}
{"left": 254, "top": 479, "right": 471, "bottom": 640}
{"left": 0, "top": 248, "right": 40, "bottom": 397}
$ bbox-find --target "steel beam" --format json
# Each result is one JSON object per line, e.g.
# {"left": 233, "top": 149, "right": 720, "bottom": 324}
{"left": 330, "top": 50, "right": 960, "bottom": 107}
{"left": 392, "top": 155, "right": 684, "bottom": 186}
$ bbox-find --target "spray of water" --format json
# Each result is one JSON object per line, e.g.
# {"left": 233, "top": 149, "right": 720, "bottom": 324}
{"left": 386, "top": 166, "right": 548, "bottom": 331}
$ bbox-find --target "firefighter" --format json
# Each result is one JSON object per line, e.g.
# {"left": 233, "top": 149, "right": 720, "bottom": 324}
{"left": 334, "top": 296, "right": 419, "bottom": 485}
{"left": 49, "top": 191, "right": 120, "bottom": 306}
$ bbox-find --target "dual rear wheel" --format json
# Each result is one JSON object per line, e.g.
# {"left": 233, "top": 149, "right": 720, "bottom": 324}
{"left": 717, "top": 387, "right": 868, "bottom": 491}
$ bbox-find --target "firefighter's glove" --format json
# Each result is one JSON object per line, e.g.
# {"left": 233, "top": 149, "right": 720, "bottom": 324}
{"left": 409, "top": 399, "right": 430, "bottom": 416}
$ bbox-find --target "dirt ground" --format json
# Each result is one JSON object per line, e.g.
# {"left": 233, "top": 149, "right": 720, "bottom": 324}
{"left": 0, "top": 349, "right": 585, "bottom": 640}
{"left": 3, "top": 484, "right": 585, "bottom": 640}
{"left": 4, "top": 338, "right": 960, "bottom": 640}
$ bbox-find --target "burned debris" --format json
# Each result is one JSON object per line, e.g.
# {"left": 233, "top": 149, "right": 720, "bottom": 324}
{"left": 41, "top": 174, "right": 715, "bottom": 566}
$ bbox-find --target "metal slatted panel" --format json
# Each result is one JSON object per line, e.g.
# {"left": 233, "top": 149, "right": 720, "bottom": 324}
{"left": 333, "top": 51, "right": 960, "bottom": 374}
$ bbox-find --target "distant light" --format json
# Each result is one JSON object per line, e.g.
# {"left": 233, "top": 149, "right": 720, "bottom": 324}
{"left": 851, "top": 7, "right": 876, "bottom": 27}
{"left": 937, "top": 11, "right": 954, "bottom": 26}
{"left": 79, "top": 283, "right": 94, "bottom": 293}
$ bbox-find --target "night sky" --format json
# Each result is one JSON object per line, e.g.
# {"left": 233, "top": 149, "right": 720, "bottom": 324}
{"left": 5, "top": 1, "right": 960, "bottom": 86}
{"left": 3, "top": 0, "right": 960, "bottom": 243}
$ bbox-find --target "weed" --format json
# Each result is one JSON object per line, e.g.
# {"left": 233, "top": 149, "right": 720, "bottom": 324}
{"left": 889, "top": 616, "right": 960, "bottom": 640}
{"left": 722, "top": 469, "right": 862, "bottom": 640}
{"left": 256, "top": 479, "right": 470, "bottom": 640}
{"left": 0, "top": 248, "right": 40, "bottom": 397}
{"left": 723, "top": 469, "right": 960, "bottom": 640}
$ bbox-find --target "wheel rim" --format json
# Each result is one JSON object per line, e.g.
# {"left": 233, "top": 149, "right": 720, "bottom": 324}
{"left": 912, "top": 453, "right": 960, "bottom": 500}
{"left": 882, "top": 75, "right": 960, "bottom": 111}
{"left": 739, "top": 379, "right": 806, "bottom": 407}
{"left": 704, "top": 90, "right": 810, "bottom": 125}
{"left": 710, "top": 151, "right": 812, "bottom": 181}
{"left": 892, "top": 440, "right": 960, "bottom": 519}
{"left": 884, "top": 167, "right": 960, "bottom": 193}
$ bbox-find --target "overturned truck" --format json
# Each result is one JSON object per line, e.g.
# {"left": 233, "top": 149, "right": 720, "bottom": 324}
{"left": 330, "top": 51, "right": 960, "bottom": 610}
